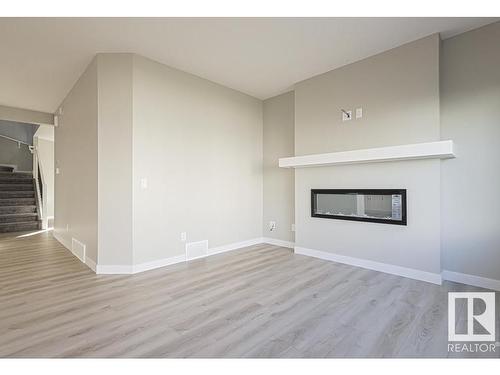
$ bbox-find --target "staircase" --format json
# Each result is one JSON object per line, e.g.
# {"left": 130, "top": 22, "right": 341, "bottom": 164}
{"left": 0, "top": 166, "right": 41, "bottom": 233}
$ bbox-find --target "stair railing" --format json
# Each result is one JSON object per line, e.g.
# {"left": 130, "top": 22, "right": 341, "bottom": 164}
{"left": 0, "top": 133, "right": 31, "bottom": 148}
{"left": 33, "top": 146, "right": 48, "bottom": 229}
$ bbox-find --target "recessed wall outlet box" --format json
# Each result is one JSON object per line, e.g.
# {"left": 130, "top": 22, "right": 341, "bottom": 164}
{"left": 356, "top": 108, "right": 363, "bottom": 119}
{"left": 140, "top": 178, "right": 148, "bottom": 190}
{"left": 269, "top": 221, "right": 276, "bottom": 231}
{"left": 56, "top": 167, "right": 60, "bottom": 174}
{"left": 180, "top": 232, "right": 187, "bottom": 242}
{"left": 342, "top": 110, "right": 352, "bottom": 122}
{"left": 291, "top": 224, "right": 296, "bottom": 232}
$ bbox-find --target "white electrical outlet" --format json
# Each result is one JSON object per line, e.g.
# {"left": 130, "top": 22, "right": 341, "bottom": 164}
{"left": 269, "top": 221, "right": 276, "bottom": 231}
{"left": 180, "top": 232, "right": 187, "bottom": 242}
{"left": 291, "top": 224, "right": 296, "bottom": 232}
{"left": 56, "top": 167, "right": 60, "bottom": 175}
{"left": 356, "top": 107, "right": 363, "bottom": 119}
{"left": 140, "top": 178, "right": 148, "bottom": 190}
{"left": 342, "top": 110, "right": 352, "bottom": 122}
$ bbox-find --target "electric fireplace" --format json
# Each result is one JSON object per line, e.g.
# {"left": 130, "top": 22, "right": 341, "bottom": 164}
{"left": 311, "top": 189, "right": 407, "bottom": 225}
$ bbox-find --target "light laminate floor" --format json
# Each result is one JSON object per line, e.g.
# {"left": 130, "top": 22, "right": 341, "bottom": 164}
{"left": 0, "top": 230, "right": 498, "bottom": 358}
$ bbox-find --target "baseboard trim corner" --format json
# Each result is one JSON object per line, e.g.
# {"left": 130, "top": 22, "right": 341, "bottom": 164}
{"left": 262, "top": 237, "right": 295, "bottom": 249}
{"left": 442, "top": 270, "right": 500, "bottom": 291}
{"left": 294, "top": 246, "right": 442, "bottom": 285}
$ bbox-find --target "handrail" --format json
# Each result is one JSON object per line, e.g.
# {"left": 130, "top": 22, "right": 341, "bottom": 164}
{"left": 0, "top": 133, "right": 31, "bottom": 146}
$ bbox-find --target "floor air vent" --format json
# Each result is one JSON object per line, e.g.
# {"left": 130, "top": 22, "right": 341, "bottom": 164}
{"left": 186, "top": 240, "right": 208, "bottom": 261}
{"left": 71, "top": 238, "right": 86, "bottom": 262}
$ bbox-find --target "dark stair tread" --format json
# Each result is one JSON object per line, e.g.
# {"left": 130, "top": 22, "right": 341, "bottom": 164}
{"left": 0, "top": 221, "right": 40, "bottom": 233}
{"left": 0, "top": 198, "right": 36, "bottom": 205}
{"left": 0, "top": 184, "right": 35, "bottom": 191}
{"left": 0, "top": 213, "right": 39, "bottom": 222}
{"left": 0, "top": 172, "right": 33, "bottom": 178}
{"left": 0, "top": 205, "right": 37, "bottom": 214}
{"left": 0, "top": 193, "right": 35, "bottom": 199}
{"left": 0, "top": 178, "right": 35, "bottom": 184}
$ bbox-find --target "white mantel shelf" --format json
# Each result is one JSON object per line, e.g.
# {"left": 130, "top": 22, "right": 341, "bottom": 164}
{"left": 279, "top": 140, "right": 455, "bottom": 168}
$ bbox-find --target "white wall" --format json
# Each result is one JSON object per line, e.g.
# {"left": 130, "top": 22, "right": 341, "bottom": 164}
{"left": 97, "top": 54, "right": 134, "bottom": 267}
{"left": 132, "top": 55, "right": 263, "bottom": 264}
{"left": 441, "top": 22, "right": 500, "bottom": 281}
{"left": 263, "top": 91, "right": 295, "bottom": 243}
{"left": 293, "top": 34, "right": 442, "bottom": 276}
{"left": 54, "top": 57, "right": 98, "bottom": 263}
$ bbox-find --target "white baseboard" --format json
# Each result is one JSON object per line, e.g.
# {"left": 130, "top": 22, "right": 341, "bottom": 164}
{"left": 133, "top": 254, "right": 187, "bottom": 274}
{"left": 85, "top": 256, "right": 97, "bottom": 272}
{"left": 53, "top": 230, "right": 71, "bottom": 251}
{"left": 262, "top": 237, "right": 294, "bottom": 249}
{"left": 442, "top": 270, "right": 500, "bottom": 291}
{"left": 294, "top": 246, "right": 442, "bottom": 285}
{"left": 207, "top": 237, "right": 264, "bottom": 256}
{"left": 94, "top": 237, "right": 264, "bottom": 275}
{"left": 96, "top": 264, "right": 133, "bottom": 274}
{"left": 53, "top": 231, "right": 96, "bottom": 273}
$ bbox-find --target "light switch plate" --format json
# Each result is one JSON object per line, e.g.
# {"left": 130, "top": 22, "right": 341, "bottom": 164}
{"left": 140, "top": 178, "right": 148, "bottom": 190}
{"left": 356, "top": 107, "right": 363, "bottom": 119}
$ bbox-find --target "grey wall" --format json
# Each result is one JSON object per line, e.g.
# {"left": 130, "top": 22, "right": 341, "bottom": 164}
{"left": 0, "top": 136, "right": 33, "bottom": 171}
{"left": 0, "top": 120, "right": 38, "bottom": 145}
{"left": 132, "top": 55, "right": 263, "bottom": 264}
{"left": 54, "top": 58, "right": 98, "bottom": 263}
{"left": 441, "top": 22, "right": 500, "bottom": 280}
{"left": 293, "top": 34, "right": 442, "bottom": 275}
{"left": 263, "top": 91, "right": 295, "bottom": 243}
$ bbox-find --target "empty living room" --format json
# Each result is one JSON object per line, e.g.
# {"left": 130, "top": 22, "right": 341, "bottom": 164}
{"left": 1, "top": 2, "right": 499, "bottom": 373}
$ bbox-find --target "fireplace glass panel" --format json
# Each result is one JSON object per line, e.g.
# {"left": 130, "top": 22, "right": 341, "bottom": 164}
{"left": 311, "top": 189, "right": 406, "bottom": 225}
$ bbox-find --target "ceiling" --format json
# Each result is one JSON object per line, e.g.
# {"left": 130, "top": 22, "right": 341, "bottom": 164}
{"left": 0, "top": 17, "right": 497, "bottom": 113}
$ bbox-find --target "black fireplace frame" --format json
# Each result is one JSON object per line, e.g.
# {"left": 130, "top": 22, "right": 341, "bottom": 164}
{"left": 311, "top": 189, "right": 407, "bottom": 226}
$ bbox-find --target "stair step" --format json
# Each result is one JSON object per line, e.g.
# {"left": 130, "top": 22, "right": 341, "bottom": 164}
{"left": 0, "top": 221, "right": 40, "bottom": 233}
{"left": 0, "top": 178, "right": 35, "bottom": 184}
{"left": 0, "top": 184, "right": 34, "bottom": 191}
{"left": 0, "top": 205, "right": 37, "bottom": 214}
{"left": 0, "top": 191, "right": 35, "bottom": 198}
{"left": 0, "top": 198, "right": 36, "bottom": 206}
{"left": 0, "top": 213, "right": 38, "bottom": 223}
{"left": 0, "top": 172, "right": 33, "bottom": 179}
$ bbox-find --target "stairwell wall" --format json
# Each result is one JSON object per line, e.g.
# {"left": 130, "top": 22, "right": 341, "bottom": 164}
{"left": 54, "top": 57, "right": 99, "bottom": 263}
